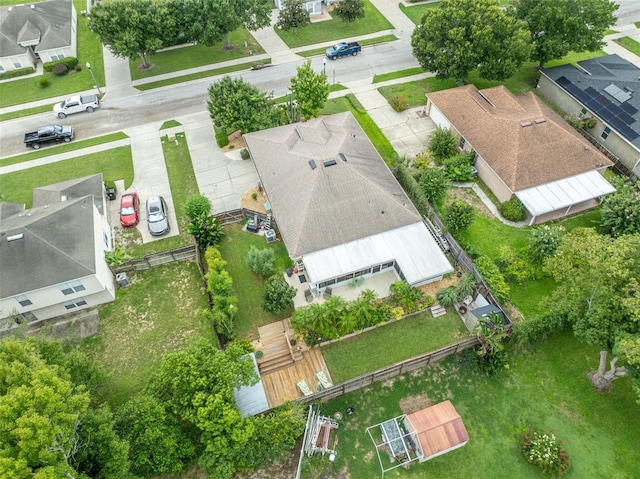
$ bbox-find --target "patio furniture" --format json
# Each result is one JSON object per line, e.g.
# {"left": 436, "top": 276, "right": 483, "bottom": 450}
{"left": 305, "top": 289, "right": 313, "bottom": 303}
{"left": 323, "top": 287, "right": 333, "bottom": 299}
{"left": 316, "top": 371, "right": 333, "bottom": 389}
{"left": 297, "top": 380, "right": 313, "bottom": 396}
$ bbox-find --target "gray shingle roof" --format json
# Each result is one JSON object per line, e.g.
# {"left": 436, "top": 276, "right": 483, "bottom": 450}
{"left": 0, "top": 0, "right": 73, "bottom": 57}
{"left": 0, "top": 196, "right": 97, "bottom": 299}
{"left": 427, "top": 85, "right": 612, "bottom": 191}
{"left": 244, "top": 112, "right": 422, "bottom": 258}
{"left": 33, "top": 173, "right": 105, "bottom": 215}
{"left": 540, "top": 54, "right": 640, "bottom": 150}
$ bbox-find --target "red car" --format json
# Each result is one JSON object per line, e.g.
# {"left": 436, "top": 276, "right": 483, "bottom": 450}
{"left": 119, "top": 192, "right": 140, "bottom": 227}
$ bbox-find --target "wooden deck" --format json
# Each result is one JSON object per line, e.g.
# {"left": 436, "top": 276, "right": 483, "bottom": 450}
{"left": 253, "top": 319, "right": 333, "bottom": 408}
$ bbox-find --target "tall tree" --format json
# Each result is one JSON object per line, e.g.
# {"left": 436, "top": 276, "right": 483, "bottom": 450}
{"left": 600, "top": 176, "right": 640, "bottom": 237}
{"left": 544, "top": 228, "right": 640, "bottom": 397}
{"left": 208, "top": 76, "right": 279, "bottom": 133}
{"left": 515, "top": 0, "right": 618, "bottom": 68}
{"left": 333, "top": 0, "right": 365, "bottom": 23}
{"left": 277, "top": 0, "right": 311, "bottom": 35}
{"left": 89, "top": 0, "right": 175, "bottom": 68}
{"left": 289, "top": 60, "right": 329, "bottom": 120}
{"left": 411, "top": 0, "right": 531, "bottom": 83}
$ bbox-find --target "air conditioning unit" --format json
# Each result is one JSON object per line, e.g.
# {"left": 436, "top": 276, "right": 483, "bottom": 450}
{"left": 116, "top": 272, "right": 130, "bottom": 287}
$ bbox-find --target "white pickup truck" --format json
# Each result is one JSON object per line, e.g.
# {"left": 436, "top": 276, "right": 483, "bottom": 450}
{"left": 53, "top": 95, "right": 100, "bottom": 119}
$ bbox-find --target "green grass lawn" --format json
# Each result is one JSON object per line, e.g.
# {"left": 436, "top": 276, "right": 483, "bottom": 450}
{"left": 75, "top": 262, "right": 213, "bottom": 407}
{"left": 0, "top": 0, "right": 104, "bottom": 108}
{"left": 0, "top": 104, "right": 52, "bottom": 122}
{"left": 614, "top": 36, "right": 640, "bottom": 56}
{"left": 303, "top": 330, "right": 640, "bottom": 478}
{"left": 0, "top": 146, "right": 133, "bottom": 207}
{"left": 297, "top": 34, "right": 398, "bottom": 57}
{"left": 275, "top": 1, "right": 393, "bottom": 48}
{"left": 217, "top": 223, "right": 293, "bottom": 339}
{"left": 129, "top": 29, "right": 264, "bottom": 80}
{"left": 373, "top": 67, "right": 425, "bottom": 84}
{"left": 320, "top": 94, "right": 398, "bottom": 165}
{"left": 399, "top": 1, "right": 441, "bottom": 25}
{"left": 378, "top": 76, "right": 456, "bottom": 107}
{"left": 0, "top": 132, "right": 128, "bottom": 167}
{"left": 322, "top": 310, "right": 469, "bottom": 383}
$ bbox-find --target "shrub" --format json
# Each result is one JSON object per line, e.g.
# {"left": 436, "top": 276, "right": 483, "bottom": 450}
{"left": 263, "top": 276, "right": 297, "bottom": 314}
{"left": 394, "top": 164, "right": 430, "bottom": 215}
{"left": 436, "top": 285, "right": 458, "bottom": 307}
{"left": 418, "top": 168, "right": 450, "bottom": 207}
{"left": 474, "top": 256, "right": 510, "bottom": 302}
{"left": 62, "top": 57, "right": 78, "bottom": 70}
{"left": 528, "top": 225, "right": 565, "bottom": 263}
{"left": 389, "top": 95, "right": 408, "bottom": 112}
{"left": 499, "top": 199, "right": 526, "bottom": 221}
{"left": 188, "top": 213, "right": 224, "bottom": 249}
{"left": 74, "top": 64, "right": 82, "bottom": 72}
{"left": 240, "top": 148, "right": 250, "bottom": 160}
{"left": 38, "top": 77, "right": 50, "bottom": 89}
{"left": 514, "top": 310, "right": 571, "bottom": 345}
{"left": 495, "top": 245, "right": 537, "bottom": 284}
{"left": 246, "top": 246, "right": 275, "bottom": 279}
{"left": 444, "top": 200, "right": 475, "bottom": 234}
{"left": 52, "top": 62, "right": 69, "bottom": 76}
{"left": 518, "top": 427, "right": 570, "bottom": 476}
{"left": 0, "top": 66, "right": 34, "bottom": 80}
{"left": 215, "top": 128, "right": 229, "bottom": 148}
{"left": 413, "top": 149, "right": 435, "bottom": 170}
{"left": 443, "top": 154, "right": 474, "bottom": 181}
{"left": 600, "top": 178, "right": 640, "bottom": 237}
{"left": 428, "top": 127, "right": 457, "bottom": 163}
{"left": 183, "top": 194, "right": 212, "bottom": 222}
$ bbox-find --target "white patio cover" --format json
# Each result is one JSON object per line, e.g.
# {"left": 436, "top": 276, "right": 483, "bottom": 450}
{"left": 303, "top": 222, "right": 453, "bottom": 287}
{"left": 515, "top": 170, "right": 615, "bottom": 217}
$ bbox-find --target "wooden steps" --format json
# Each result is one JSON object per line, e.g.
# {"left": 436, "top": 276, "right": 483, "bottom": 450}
{"left": 430, "top": 304, "right": 447, "bottom": 318}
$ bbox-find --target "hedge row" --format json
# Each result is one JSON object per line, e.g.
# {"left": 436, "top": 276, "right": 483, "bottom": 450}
{"left": 43, "top": 57, "right": 79, "bottom": 72}
{"left": 0, "top": 66, "right": 34, "bottom": 80}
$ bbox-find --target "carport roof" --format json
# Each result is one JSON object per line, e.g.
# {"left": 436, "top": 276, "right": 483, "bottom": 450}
{"left": 515, "top": 170, "right": 615, "bottom": 217}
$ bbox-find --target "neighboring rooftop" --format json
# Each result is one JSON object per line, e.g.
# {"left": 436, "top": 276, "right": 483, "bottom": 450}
{"left": 33, "top": 173, "right": 105, "bottom": 214}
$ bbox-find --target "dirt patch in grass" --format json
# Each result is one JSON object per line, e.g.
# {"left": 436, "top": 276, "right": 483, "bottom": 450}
{"left": 417, "top": 274, "right": 460, "bottom": 299}
{"left": 240, "top": 186, "right": 268, "bottom": 213}
{"left": 222, "top": 129, "right": 246, "bottom": 152}
{"left": 399, "top": 394, "right": 433, "bottom": 414}
{"left": 447, "top": 186, "right": 493, "bottom": 218}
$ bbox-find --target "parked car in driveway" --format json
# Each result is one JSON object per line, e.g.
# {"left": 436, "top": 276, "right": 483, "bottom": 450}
{"left": 146, "top": 196, "right": 169, "bottom": 235}
{"left": 119, "top": 193, "right": 140, "bottom": 227}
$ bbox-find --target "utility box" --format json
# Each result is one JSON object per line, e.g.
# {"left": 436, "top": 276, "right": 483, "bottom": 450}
{"left": 116, "top": 272, "right": 130, "bottom": 288}
{"left": 265, "top": 229, "right": 276, "bottom": 243}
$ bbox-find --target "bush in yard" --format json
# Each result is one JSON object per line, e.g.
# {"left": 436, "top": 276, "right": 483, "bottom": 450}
{"left": 389, "top": 95, "right": 408, "bottom": 112}
{"left": 494, "top": 245, "right": 537, "bottom": 284}
{"left": 413, "top": 149, "right": 436, "bottom": 170}
{"left": 528, "top": 225, "right": 566, "bottom": 263}
{"left": 395, "top": 164, "right": 430, "bottom": 215}
{"left": 499, "top": 198, "right": 526, "bottom": 221}
{"left": 389, "top": 280, "right": 428, "bottom": 313}
{"left": 183, "top": 194, "right": 212, "bottom": 222}
{"left": 443, "top": 153, "right": 474, "bottom": 181}
{"left": 444, "top": 200, "right": 475, "bottom": 234}
{"left": 52, "top": 62, "right": 69, "bottom": 76}
{"left": 188, "top": 213, "right": 224, "bottom": 249}
{"left": 419, "top": 168, "right": 450, "bottom": 207}
{"left": 514, "top": 309, "right": 571, "bottom": 346}
{"left": 436, "top": 285, "right": 458, "bottom": 307}
{"left": 240, "top": 148, "right": 250, "bottom": 160}
{"left": 215, "top": 127, "right": 229, "bottom": 147}
{"left": 600, "top": 177, "right": 640, "bottom": 237}
{"left": 474, "top": 256, "right": 510, "bottom": 302}
{"left": 263, "top": 275, "right": 296, "bottom": 314}
{"left": 0, "top": 66, "right": 34, "bottom": 79}
{"left": 518, "top": 427, "right": 570, "bottom": 476}
{"left": 38, "top": 77, "right": 50, "bottom": 88}
{"left": 246, "top": 245, "right": 275, "bottom": 279}
{"left": 428, "top": 127, "right": 457, "bottom": 163}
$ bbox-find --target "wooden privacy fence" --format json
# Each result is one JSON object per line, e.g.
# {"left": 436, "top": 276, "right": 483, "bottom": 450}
{"left": 295, "top": 336, "right": 480, "bottom": 405}
{"left": 111, "top": 244, "right": 197, "bottom": 273}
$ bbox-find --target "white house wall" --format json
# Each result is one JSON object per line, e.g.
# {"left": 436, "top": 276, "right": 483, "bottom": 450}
{"left": 426, "top": 102, "right": 450, "bottom": 130}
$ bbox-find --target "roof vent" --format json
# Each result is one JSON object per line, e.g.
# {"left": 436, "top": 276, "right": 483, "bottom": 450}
{"left": 339, "top": 152, "right": 347, "bottom": 162}
{"left": 534, "top": 118, "right": 546, "bottom": 124}
{"left": 308, "top": 160, "right": 317, "bottom": 170}
{"left": 7, "top": 233, "right": 24, "bottom": 242}
{"left": 323, "top": 159, "right": 337, "bottom": 167}
{"left": 520, "top": 121, "right": 532, "bottom": 127}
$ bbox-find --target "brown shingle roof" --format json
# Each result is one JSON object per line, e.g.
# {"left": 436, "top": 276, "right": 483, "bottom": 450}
{"left": 244, "top": 112, "right": 422, "bottom": 259}
{"left": 427, "top": 85, "right": 612, "bottom": 191}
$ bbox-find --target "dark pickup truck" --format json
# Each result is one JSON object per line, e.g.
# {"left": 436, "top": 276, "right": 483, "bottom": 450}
{"left": 24, "top": 125, "right": 74, "bottom": 149}
{"left": 326, "top": 41, "right": 362, "bottom": 60}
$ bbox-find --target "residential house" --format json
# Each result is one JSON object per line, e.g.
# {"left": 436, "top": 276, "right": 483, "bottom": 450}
{"left": 0, "top": 174, "right": 114, "bottom": 333}
{"left": 538, "top": 54, "right": 640, "bottom": 179}
{"left": 244, "top": 112, "right": 454, "bottom": 296}
{"left": 426, "top": 85, "right": 615, "bottom": 225}
{"left": 0, "top": 0, "right": 77, "bottom": 73}
{"left": 273, "top": 0, "right": 337, "bottom": 17}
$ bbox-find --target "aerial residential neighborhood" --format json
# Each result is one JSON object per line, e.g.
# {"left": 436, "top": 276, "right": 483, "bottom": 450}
{"left": 1, "top": 0, "right": 639, "bottom": 478}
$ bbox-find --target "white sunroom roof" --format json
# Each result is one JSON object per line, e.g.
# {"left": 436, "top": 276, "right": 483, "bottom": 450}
{"left": 515, "top": 170, "right": 615, "bottom": 217}
{"left": 303, "top": 222, "right": 453, "bottom": 286}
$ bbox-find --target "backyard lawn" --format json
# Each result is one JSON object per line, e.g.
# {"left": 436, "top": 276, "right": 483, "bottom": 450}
{"left": 275, "top": 1, "right": 393, "bottom": 48}
{"left": 217, "top": 223, "right": 293, "bottom": 339}
{"left": 322, "top": 310, "right": 469, "bottom": 383}
{"left": 76, "top": 262, "right": 213, "bottom": 407}
{"left": 302, "top": 330, "right": 640, "bottom": 478}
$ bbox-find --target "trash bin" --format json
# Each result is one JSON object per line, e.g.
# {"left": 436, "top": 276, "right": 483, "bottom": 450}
{"left": 106, "top": 188, "right": 116, "bottom": 201}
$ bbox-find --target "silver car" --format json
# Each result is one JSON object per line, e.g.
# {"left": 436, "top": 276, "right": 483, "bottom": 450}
{"left": 146, "top": 196, "right": 169, "bottom": 236}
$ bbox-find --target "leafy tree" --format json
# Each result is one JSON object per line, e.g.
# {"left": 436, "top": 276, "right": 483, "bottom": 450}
{"left": 208, "top": 76, "right": 279, "bottom": 133}
{"left": 444, "top": 200, "right": 475, "bottom": 234}
{"left": 600, "top": 178, "right": 640, "bottom": 237}
{"left": 515, "top": 0, "right": 618, "bottom": 68}
{"left": 115, "top": 395, "right": 194, "bottom": 476}
{"left": 289, "top": 60, "right": 329, "bottom": 120}
{"left": 277, "top": 0, "right": 310, "bottom": 35}
{"left": 428, "top": 127, "right": 457, "bottom": 163}
{"left": 188, "top": 213, "right": 224, "bottom": 249}
{"left": 183, "top": 194, "right": 212, "bottom": 223}
{"left": 333, "top": 0, "right": 365, "bottom": 23}
{"left": 544, "top": 228, "right": 640, "bottom": 397}
{"left": 263, "top": 276, "right": 297, "bottom": 314}
{"left": 411, "top": 0, "right": 531, "bottom": 83}
{"left": 89, "top": 0, "right": 175, "bottom": 68}
{"left": 528, "top": 224, "right": 566, "bottom": 263}
{"left": 246, "top": 245, "right": 275, "bottom": 279}
{"left": 418, "top": 168, "right": 450, "bottom": 207}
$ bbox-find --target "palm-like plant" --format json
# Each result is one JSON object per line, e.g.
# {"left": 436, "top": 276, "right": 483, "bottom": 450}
{"left": 455, "top": 273, "right": 477, "bottom": 300}
{"left": 436, "top": 285, "right": 458, "bottom": 307}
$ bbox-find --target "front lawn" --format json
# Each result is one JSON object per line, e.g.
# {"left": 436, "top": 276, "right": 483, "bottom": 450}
{"left": 303, "top": 330, "right": 640, "bottom": 478}
{"left": 322, "top": 310, "right": 469, "bottom": 383}
{"left": 76, "top": 262, "right": 213, "bottom": 407}
{"left": 0, "top": 146, "right": 133, "bottom": 207}
{"left": 217, "top": 223, "right": 292, "bottom": 339}
{"left": 613, "top": 37, "right": 640, "bottom": 56}
{"left": 399, "top": 1, "right": 441, "bottom": 25}
{"left": 275, "top": 1, "right": 393, "bottom": 48}
{"left": 378, "top": 76, "right": 456, "bottom": 107}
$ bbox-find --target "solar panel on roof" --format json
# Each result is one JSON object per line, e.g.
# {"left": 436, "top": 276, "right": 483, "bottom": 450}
{"left": 610, "top": 117, "right": 626, "bottom": 130}
{"left": 557, "top": 76, "right": 571, "bottom": 87}
{"left": 619, "top": 126, "right": 639, "bottom": 141}
{"left": 576, "top": 91, "right": 591, "bottom": 103}
{"left": 618, "top": 112, "right": 634, "bottom": 124}
{"left": 620, "top": 102, "right": 638, "bottom": 115}
{"left": 567, "top": 84, "right": 581, "bottom": 95}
